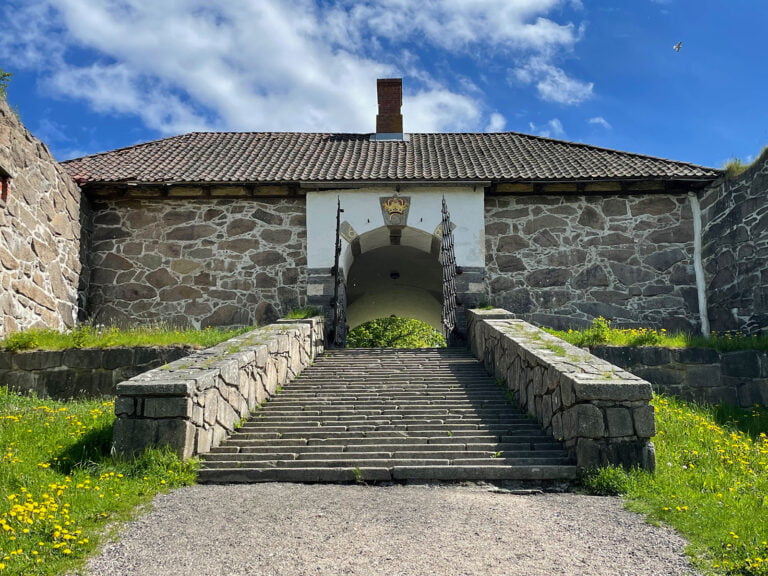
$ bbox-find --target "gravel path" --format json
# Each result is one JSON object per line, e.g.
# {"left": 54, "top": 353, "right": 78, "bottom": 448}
{"left": 78, "top": 483, "right": 699, "bottom": 576}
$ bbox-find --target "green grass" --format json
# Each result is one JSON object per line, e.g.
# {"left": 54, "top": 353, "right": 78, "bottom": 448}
{"left": 583, "top": 396, "right": 768, "bottom": 575}
{"left": 0, "top": 325, "right": 252, "bottom": 352}
{"left": 283, "top": 307, "right": 321, "bottom": 320}
{"left": 0, "top": 387, "right": 197, "bottom": 575}
{"left": 546, "top": 317, "right": 768, "bottom": 352}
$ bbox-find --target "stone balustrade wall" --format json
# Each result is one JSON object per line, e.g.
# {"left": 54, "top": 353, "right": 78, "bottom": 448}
{"left": 112, "top": 317, "right": 324, "bottom": 459}
{"left": 468, "top": 309, "right": 656, "bottom": 470}
{"left": 0, "top": 346, "right": 191, "bottom": 399}
{"left": 591, "top": 346, "right": 768, "bottom": 408}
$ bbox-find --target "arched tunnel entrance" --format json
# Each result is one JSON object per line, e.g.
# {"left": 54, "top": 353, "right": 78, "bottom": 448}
{"left": 346, "top": 243, "right": 443, "bottom": 331}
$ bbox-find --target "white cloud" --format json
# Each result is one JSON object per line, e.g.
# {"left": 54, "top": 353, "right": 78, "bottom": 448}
{"left": 485, "top": 113, "right": 507, "bottom": 132}
{"left": 512, "top": 57, "right": 593, "bottom": 105}
{"left": 345, "top": 0, "right": 581, "bottom": 52}
{"left": 528, "top": 119, "right": 565, "bottom": 139}
{"left": 2, "top": 0, "right": 591, "bottom": 138}
{"left": 588, "top": 116, "right": 612, "bottom": 130}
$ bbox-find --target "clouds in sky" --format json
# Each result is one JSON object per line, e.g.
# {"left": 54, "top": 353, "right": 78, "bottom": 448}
{"left": 1, "top": 0, "right": 594, "bottom": 139}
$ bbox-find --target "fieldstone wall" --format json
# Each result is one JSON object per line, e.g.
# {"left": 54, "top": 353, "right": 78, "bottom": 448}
{"left": 468, "top": 309, "right": 656, "bottom": 471}
{"left": 0, "top": 346, "right": 191, "bottom": 399}
{"left": 484, "top": 193, "right": 698, "bottom": 331}
{"left": 700, "top": 150, "right": 768, "bottom": 333}
{"left": 592, "top": 345, "right": 768, "bottom": 408}
{"left": 85, "top": 197, "right": 306, "bottom": 328}
{"left": 0, "top": 98, "right": 87, "bottom": 337}
{"left": 113, "top": 317, "right": 324, "bottom": 459}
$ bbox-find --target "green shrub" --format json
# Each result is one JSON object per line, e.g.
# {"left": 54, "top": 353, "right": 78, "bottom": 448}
{"left": 347, "top": 316, "right": 446, "bottom": 348}
{"left": 580, "top": 465, "right": 631, "bottom": 496}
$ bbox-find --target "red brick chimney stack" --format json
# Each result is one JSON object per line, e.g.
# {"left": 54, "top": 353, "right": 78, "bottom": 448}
{"left": 376, "top": 78, "right": 403, "bottom": 134}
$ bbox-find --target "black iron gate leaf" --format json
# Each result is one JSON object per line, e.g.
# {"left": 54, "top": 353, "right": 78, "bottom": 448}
{"left": 440, "top": 196, "right": 458, "bottom": 346}
{"left": 330, "top": 197, "right": 347, "bottom": 348}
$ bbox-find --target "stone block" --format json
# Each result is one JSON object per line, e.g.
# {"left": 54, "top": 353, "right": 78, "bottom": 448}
{"left": 101, "top": 348, "right": 135, "bottom": 370}
{"left": 633, "top": 367, "right": 684, "bottom": 391}
{"left": 196, "top": 427, "right": 213, "bottom": 454}
{"left": 13, "top": 351, "right": 63, "bottom": 370}
{"left": 0, "top": 352, "right": 13, "bottom": 370}
{"left": 113, "top": 418, "right": 158, "bottom": 457}
{"left": 62, "top": 349, "right": 104, "bottom": 369}
{"left": 39, "top": 369, "right": 76, "bottom": 399}
{"left": 144, "top": 397, "right": 193, "bottom": 419}
{"left": 116, "top": 380, "right": 195, "bottom": 397}
{"left": 722, "top": 350, "right": 761, "bottom": 378}
{"left": 674, "top": 347, "right": 719, "bottom": 364}
{"left": 114, "top": 397, "right": 136, "bottom": 417}
{"left": 156, "top": 419, "right": 196, "bottom": 459}
{"left": 685, "top": 365, "right": 721, "bottom": 388}
{"left": 203, "top": 389, "right": 219, "bottom": 426}
{"left": 191, "top": 404, "right": 204, "bottom": 426}
{"left": 575, "top": 438, "right": 604, "bottom": 468}
{"left": 640, "top": 347, "right": 672, "bottom": 366}
{"left": 606, "top": 407, "right": 634, "bottom": 437}
{"left": 633, "top": 405, "right": 656, "bottom": 437}
{"left": 572, "top": 381, "right": 652, "bottom": 402}
{"left": 566, "top": 404, "right": 605, "bottom": 439}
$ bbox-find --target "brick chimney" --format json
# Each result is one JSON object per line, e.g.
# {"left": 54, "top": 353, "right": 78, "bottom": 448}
{"left": 376, "top": 78, "right": 403, "bottom": 135}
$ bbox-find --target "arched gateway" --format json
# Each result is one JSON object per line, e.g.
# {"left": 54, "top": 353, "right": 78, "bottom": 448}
{"left": 305, "top": 187, "right": 487, "bottom": 345}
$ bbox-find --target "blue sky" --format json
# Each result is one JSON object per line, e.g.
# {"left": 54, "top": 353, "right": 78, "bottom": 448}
{"left": 1, "top": 0, "right": 766, "bottom": 168}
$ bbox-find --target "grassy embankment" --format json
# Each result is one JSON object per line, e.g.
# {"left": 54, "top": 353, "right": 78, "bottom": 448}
{"left": 557, "top": 319, "right": 768, "bottom": 574}
{"left": 0, "top": 325, "right": 249, "bottom": 575}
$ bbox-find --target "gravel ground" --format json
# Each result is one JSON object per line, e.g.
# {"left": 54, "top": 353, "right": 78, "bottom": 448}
{"left": 77, "top": 483, "right": 699, "bottom": 576}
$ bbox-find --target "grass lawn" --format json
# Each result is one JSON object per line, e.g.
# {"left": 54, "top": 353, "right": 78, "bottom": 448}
{"left": 546, "top": 317, "right": 768, "bottom": 352}
{"left": 585, "top": 396, "right": 768, "bottom": 575}
{"left": 0, "top": 325, "right": 251, "bottom": 352}
{"left": 0, "top": 388, "right": 196, "bottom": 576}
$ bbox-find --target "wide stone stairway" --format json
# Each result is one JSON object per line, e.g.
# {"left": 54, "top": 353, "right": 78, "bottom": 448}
{"left": 198, "top": 348, "right": 578, "bottom": 484}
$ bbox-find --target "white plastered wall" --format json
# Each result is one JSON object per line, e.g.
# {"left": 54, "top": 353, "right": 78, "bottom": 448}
{"left": 306, "top": 186, "right": 485, "bottom": 271}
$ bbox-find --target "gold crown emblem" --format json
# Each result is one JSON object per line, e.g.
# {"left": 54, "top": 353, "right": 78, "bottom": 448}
{"left": 383, "top": 196, "right": 408, "bottom": 216}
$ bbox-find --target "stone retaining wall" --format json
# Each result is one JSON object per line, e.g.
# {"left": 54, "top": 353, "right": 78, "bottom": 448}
{"left": 113, "top": 317, "right": 324, "bottom": 459}
{"left": 0, "top": 346, "right": 191, "bottom": 399}
{"left": 700, "top": 150, "right": 768, "bottom": 333}
{"left": 484, "top": 193, "right": 698, "bottom": 332}
{"left": 468, "top": 308, "right": 655, "bottom": 470}
{"left": 85, "top": 197, "right": 307, "bottom": 328}
{"left": 0, "top": 98, "right": 87, "bottom": 338}
{"left": 591, "top": 346, "right": 768, "bottom": 408}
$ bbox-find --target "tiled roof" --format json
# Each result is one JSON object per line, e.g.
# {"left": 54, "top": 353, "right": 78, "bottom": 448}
{"left": 62, "top": 131, "right": 720, "bottom": 185}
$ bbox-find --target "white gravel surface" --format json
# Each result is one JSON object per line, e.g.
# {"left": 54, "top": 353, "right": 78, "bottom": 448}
{"left": 78, "top": 483, "right": 699, "bottom": 576}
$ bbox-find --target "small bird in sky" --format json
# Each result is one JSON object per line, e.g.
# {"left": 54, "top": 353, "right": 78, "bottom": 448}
{"left": 673, "top": 41, "right": 683, "bottom": 52}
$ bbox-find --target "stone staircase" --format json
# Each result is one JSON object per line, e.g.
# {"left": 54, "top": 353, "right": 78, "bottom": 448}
{"left": 198, "top": 348, "right": 578, "bottom": 484}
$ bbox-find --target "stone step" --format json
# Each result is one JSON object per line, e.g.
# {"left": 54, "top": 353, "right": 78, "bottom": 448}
{"left": 208, "top": 441, "right": 566, "bottom": 455}
{"left": 201, "top": 456, "right": 570, "bottom": 470}
{"left": 197, "top": 465, "right": 580, "bottom": 484}
{"left": 199, "top": 348, "right": 577, "bottom": 484}
{"left": 203, "top": 449, "right": 571, "bottom": 462}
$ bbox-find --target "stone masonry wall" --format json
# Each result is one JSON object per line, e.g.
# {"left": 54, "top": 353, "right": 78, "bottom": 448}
{"left": 0, "top": 98, "right": 86, "bottom": 337}
{"left": 468, "top": 309, "right": 656, "bottom": 471}
{"left": 113, "top": 317, "right": 324, "bottom": 459}
{"left": 0, "top": 346, "right": 191, "bottom": 399}
{"left": 484, "top": 193, "right": 698, "bottom": 331}
{"left": 86, "top": 197, "right": 306, "bottom": 328}
{"left": 700, "top": 151, "right": 768, "bottom": 333}
{"left": 592, "top": 345, "right": 768, "bottom": 408}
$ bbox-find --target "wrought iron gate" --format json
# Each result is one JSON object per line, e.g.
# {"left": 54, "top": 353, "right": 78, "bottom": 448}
{"left": 440, "top": 196, "right": 459, "bottom": 346}
{"left": 330, "top": 197, "right": 347, "bottom": 348}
